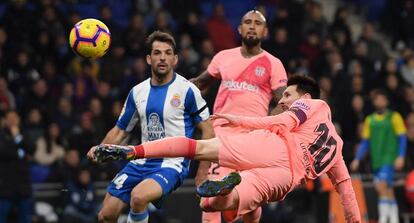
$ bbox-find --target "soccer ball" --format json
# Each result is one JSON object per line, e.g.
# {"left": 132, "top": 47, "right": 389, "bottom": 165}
{"left": 69, "top": 18, "right": 111, "bottom": 59}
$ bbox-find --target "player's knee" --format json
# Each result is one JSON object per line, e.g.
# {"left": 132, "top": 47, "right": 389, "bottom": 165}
{"left": 130, "top": 193, "right": 149, "bottom": 211}
{"left": 98, "top": 209, "right": 117, "bottom": 223}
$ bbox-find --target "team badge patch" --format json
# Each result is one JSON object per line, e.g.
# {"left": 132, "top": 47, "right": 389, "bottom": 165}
{"left": 170, "top": 94, "right": 181, "bottom": 107}
{"left": 255, "top": 66, "right": 265, "bottom": 77}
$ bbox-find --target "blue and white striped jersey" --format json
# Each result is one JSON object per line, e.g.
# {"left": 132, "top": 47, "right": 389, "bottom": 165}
{"left": 116, "top": 73, "right": 209, "bottom": 174}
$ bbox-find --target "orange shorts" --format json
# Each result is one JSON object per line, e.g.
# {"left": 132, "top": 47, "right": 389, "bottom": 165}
{"left": 207, "top": 126, "right": 248, "bottom": 180}
{"left": 218, "top": 129, "right": 293, "bottom": 215}
{"left": 218, "top": 129, "right": 290, "bottom": 170}
{"left": 235, "top": 167, "right": 291, "bottom": 216}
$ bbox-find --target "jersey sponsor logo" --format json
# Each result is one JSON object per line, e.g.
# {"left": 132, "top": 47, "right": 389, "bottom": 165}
{"left": 170, "top": 94, "right": 181, "bottom": 108}
{"left": 255, "top": 66, "right": 266, "bottom": 77}
{"left": 222, "top": 80, "right": 259, "bottom": 93}
{"left": 147, "top": 113, "right": 165, "bottom": 141}
{"left": 292, "top": 101, "right": 310, "bottom": 111}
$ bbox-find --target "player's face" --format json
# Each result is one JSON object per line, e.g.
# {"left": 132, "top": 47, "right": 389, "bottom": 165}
{"left": 238, "top": 12, "right": 268, "bottom": 47}
{"left": 373, "top": 94, "right": 388, "bottom": 111}
{"left": 147, "top": 41, "right": 178, "bottom": 78}
{"left": 278, "top": 85, "right": 304, "bottom": 111}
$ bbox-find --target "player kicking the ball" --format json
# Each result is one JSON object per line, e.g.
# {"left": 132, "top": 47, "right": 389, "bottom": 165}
{"left": 88, "top": 75, "right": 361, "bottom": 223}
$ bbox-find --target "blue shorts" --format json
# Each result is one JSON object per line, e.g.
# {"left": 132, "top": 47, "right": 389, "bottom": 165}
{"left": 374, "top": 165, "right": 394, "bottom": 186}
{"left": 107, "top": 163, "right": 187, "bottom": 208}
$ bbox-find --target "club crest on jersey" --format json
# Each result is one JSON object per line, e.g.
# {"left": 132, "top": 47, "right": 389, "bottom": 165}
{"left": 255, "top": 66, "right": 266, "bottom": 77}
{"left": 170, "top": 94, "right": 181, "bottom": 108}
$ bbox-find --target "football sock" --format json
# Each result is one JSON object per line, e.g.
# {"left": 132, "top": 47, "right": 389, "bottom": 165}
{"left": 127, "top": 210, "right": 148, "bottom": 223}
{"left": 389, "top": 199, "right": 399, "bottom": 223}
{"left": 378, "top": 198, "right": 389, "bottom": 223}
{"left": 133, "top": 136, "right": 196, "bottom": 159}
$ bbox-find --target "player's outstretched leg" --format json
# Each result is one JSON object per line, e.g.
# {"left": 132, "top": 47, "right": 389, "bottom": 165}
{"left": 197, "top": 172, "right": 241, "bottom": 197}
{"left": 91, "top": 136, "right": 220, "bottom": 163}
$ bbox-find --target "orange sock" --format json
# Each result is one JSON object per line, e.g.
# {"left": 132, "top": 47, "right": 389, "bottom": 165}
{"left": 133, "top": 136, "right": 197, "bottom": 159}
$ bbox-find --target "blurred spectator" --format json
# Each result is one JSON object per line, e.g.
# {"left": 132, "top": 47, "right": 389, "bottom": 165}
{"left": 24, "top": 79, "right": 52, "bottom": 118}
{"left": 165, "top": 0, "right": 201, "bottom": 22}
{"left": 99, "top": 5, "right": 121, "bottom": 43}
{"left": 0, "top": 26, "right": 10, "bottom": 74}
{"left": 178, "top": 11, "right": 208, "bottom": 50}
{"left": 0, "top": 77, "right": 16, "bottom": 116}
{"left": 401, "top": 55, "right": 414, "bottom": 87}
{"left": 40, "top": 59, "right": 64, "bottom": 102}
{"left": 88, "top": 97, "right": 107, "bottom": 139}
{"left": 270, "top": 3, "right": 304, "bottom": 45}
{"left": 72, "top": 60, "right": 97, "bottom": 111}
{"left": 95, "top": 80, "right": 115, "bottom": 119}
{"left": 99, "top": 43, "right": 127, "bottom": 87}
{"left": 119, "top": 58, "right": 147, "bottom": 98}
{"left": 133, "top": 0, "right": 162, "bottom": 15}
{"left": 330, "top": 7, "right": 352, "bottom": 46}
{"left": 0, "top": 110, "right": 34, "bottom": 223}
{"left": 47, "top": 148, "right": 80, "bottom": 184}
{"left": 62, "top": 167, "right": 98, "bottom": 223}
{"left": 24, "top": 108, "right": 45, "bottom": 149}
{"left": 264, "top": 26, "right": 297, "bottom": 71}
{"left": 2, "top": 0, "right": 33, "bottom": 47}
{"left": 384, "top": 74, "right": 405, "bottom": 113}
{"left": 148, "top": 9, "right": 175, "bottom": 35}
{"left": 359, "top": 22, "right": 388, "bottom": 63}
{"left": 124, "top": 13, "right": 147, "bottom": 57}
{"left": 52, "top": 97, "right": 76, "bottom": 138}
{"left": 298, "top": 30, "right": 320, "bottom": 71}
{"left": 69, "top": 112, "right": 100, "bottom": 156}
{"left": 176, "top": 33, "right": 200, "bottom": 78}
{"left": 302, "top": 1, "right": 328, "bottom": 38}
{"left": 34, "top": 122, "right": 66, "bottom": 167}
{"left": 31, "top": 121, "right": 65, "bottom": 184}
{"left": 199, "top": 39, "right": 216, "bottom": 58}
{"left": 205, "top": 3, "right": 237, "bottom": 52}
{"left": 6, "top": 50, "right": 40, "bottom": 97}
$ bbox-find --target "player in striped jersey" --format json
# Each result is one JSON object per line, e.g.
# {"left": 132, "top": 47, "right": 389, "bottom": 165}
{"left": 90, "top": 31, "right": 214, "bottom": 223}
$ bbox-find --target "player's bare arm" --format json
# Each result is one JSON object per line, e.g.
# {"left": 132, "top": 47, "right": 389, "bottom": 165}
{"left": 190, "top": 70, "right": 219, "bottom": 95}
{"left": 194, "top": 120, "right": 215, "bottom": 186}
{"left": 269, "top": 86, "right": 286, "bottom": 115}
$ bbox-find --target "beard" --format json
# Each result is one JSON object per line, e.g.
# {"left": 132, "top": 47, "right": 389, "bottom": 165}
{"left": 153, "top": 66, "right": 170, "bottom": 79}
{"left": 242, "top": 36, "right": 261, "bottom": 47}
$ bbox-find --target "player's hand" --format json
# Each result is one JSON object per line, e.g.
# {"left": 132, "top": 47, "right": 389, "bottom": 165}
{"left": 394, "top": 156, "right": 405, "bottom": 171}
{"left": 210, "top": 113, "right": 241, "bottom": 127}
{"left": 350, "top": 159, "right": 360, "bottom": 172}
{"left": 87, "top": 146, "right": 98, "bottom": 162}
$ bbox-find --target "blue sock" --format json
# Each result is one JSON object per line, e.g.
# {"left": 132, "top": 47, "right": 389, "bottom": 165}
{"left": 127, "top": 209, "right": 149, "bottom": 223}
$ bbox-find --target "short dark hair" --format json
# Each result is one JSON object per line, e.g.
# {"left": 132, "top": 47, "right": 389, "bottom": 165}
{"left": 287, "top": 74, "right": 320, "bottom": 99}
{"left": 146, "top": 31, "right": 176, "bottom": 54}
{"left": 372, "top": 89, "right": 388, "bottom": 100}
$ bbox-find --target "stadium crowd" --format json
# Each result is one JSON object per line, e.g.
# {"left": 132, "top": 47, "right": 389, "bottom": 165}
{"left": 1, "top": 0, "right": 414, "bottom": 222}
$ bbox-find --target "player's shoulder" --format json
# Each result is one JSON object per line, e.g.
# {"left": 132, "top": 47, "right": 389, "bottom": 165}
{"left": 291, "top": 98, "right": 329, "bottom": 111}
{"left": 130, "top": 78, "right": 151, "bottom": 92}
{"left": 390, "top": 110, "right": 404, "bottom": 120}
{"left": 215, "top": 47, "right": 241, "bottom": 57}
{"left": 173, "top": 73, "right": 202, "bottom": 92}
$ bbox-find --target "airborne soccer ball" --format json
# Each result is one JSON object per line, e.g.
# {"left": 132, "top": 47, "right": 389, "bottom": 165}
{"left": 69, "top": 18, "right": 111, "bottom": 59}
